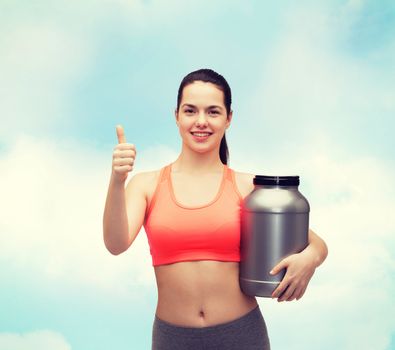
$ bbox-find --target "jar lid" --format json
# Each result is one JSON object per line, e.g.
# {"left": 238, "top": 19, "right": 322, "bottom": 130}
{"left": 253, "top": 175, "right": 299, "bottom": 186}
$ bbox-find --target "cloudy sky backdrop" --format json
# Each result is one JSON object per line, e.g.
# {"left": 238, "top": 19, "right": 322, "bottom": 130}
{"left": 0, "top": 0, "right": 394, "bottom": 349}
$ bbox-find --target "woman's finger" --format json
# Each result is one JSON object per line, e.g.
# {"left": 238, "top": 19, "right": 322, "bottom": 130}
{"left": 278, "top": 283, "right": 296, "bottom": 302}
{"left": 272, "top": 277, "right": 289, "bottom": 299}
{"left": 116, "top": 124, "right": 126, "bottom": 144}
{"left": 286, "top": 285, "right": 303, "bottom": 301}
{"left": 296, "top": 284, "right": 308, "bottom": 300}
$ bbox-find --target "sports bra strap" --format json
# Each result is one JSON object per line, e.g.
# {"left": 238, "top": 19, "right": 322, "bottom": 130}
{"left": 225, "top": 165, "right": 232, "bottom": 182}
{"left": 157, "top": 163, "right": 170, "bottom": 184}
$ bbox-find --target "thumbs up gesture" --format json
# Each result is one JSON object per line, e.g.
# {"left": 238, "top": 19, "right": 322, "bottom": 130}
{"left": 112, "top": 125, "right": 136, "bottom": 183}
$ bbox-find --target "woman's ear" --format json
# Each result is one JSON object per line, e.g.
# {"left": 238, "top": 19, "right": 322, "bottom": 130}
{"left": 174, "top": 109, "right": 179, "bottom": 126}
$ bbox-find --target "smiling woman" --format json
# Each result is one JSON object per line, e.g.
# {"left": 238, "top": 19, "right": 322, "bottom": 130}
{"left": 174, "top": 77, "right": 232, "bottom": 161}
{"left": 103, "top": 68, "right": 327, "bottom": 350}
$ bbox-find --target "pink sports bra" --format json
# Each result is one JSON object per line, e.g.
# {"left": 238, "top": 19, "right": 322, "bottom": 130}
{"left": 143, "top": 162, "right": 244, "bottom": 266}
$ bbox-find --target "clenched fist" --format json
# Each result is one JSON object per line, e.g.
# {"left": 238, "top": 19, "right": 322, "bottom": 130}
{"left": 111, "top": 125, "right": 136, "bottom": 183}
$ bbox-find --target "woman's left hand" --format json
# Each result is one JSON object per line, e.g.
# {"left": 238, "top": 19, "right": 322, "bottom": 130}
{"left": 269, "top": 250, "right": 317, "bottom": 302}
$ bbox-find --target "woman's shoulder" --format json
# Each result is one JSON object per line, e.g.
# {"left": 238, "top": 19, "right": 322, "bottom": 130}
{"left": 231, "top": 169, "right": 255, "bottom": 199}
{"left": 129, "top": 166, "right": 165, "bottom": 197}
{"left": 232, "top": 170, "right": 254, "bottom": 180}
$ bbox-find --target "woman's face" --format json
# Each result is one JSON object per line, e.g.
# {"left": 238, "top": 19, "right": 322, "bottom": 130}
{"left": 175, "top": 81, "right": 232, "bottom": 152}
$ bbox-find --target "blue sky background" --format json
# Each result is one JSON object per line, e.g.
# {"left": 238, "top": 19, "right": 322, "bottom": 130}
{"left": 0, "top": 0, "right": 394, "bottom": 349}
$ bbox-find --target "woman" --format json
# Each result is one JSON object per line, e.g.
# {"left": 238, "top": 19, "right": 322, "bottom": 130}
{"left": 103, "top": 68, "right": 328, "bottom": 350}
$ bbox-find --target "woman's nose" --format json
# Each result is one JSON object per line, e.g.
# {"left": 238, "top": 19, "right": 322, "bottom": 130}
{"left": 196, "top": 112, "right": 208, "bottom": 125}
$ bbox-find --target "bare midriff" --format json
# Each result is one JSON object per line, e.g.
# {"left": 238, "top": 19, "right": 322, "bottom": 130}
{"left": 154, "top": 259, "right": 258, "bottom": 327}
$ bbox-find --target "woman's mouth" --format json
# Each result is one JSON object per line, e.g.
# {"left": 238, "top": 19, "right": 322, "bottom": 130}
{"left": 190, "top": 132, "right": 213, "bottom": 141}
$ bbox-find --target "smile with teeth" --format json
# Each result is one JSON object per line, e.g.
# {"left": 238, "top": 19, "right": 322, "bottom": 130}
{"left": 190, "top": 132, "right": 212, "bottom": 140}
{"left": 191, "top": 132, "right": 212, "bottom": 136}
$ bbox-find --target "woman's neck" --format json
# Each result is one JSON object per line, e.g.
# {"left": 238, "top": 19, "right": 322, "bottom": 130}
{"left": 172, "top": 155, "right": 224, "bottom": 175}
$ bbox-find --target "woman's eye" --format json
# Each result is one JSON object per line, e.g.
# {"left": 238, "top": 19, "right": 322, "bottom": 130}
{"left": 210, "top": 110, "right": 219, "bottom": 115}
{"left": 185, "top": 109, "right": 194, "bottom": 113}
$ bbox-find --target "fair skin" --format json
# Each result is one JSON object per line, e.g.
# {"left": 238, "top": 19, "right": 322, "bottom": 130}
{"left": 105, "top": 80, "right": 328, "bottom": 327}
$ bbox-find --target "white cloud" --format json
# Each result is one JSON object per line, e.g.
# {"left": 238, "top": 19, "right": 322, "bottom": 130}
{"left": 0, "top": 133, "right": 176, "bottom": 302}
{"left": 100, "top": 0, "right": 246, "bottom": 29}
{"left": 0, "top": 18, "right": 93, "bottom": 143}
{"left": 0, "top": 330, "right": 71, "bottom": 350}
{"left": 233, "top": 1, "right": 395, "bottom": 162}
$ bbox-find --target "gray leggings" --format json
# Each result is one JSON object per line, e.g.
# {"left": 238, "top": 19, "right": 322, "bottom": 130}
{"left": 151, "top": 305, "right": 271, "bottom": 350}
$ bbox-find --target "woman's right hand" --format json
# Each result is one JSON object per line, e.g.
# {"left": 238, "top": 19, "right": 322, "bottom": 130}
{"left": 112, "top": 124, "right": 136, "bottom": 183}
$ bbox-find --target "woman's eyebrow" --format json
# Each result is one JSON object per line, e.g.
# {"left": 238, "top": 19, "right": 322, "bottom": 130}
{"left": 181, "top": 103, "right": 223, "bottom": 110}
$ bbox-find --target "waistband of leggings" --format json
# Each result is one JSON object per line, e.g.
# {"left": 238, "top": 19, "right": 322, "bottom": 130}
{"left": 154, "top": 305, "right": 262, "bottom": 336}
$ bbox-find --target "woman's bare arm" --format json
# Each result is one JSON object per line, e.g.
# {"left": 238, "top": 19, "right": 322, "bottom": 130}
{"left": 103, "top": 171, "right": 147, "bottom": 255}
{"left": 303, "top": 228, "right": 329, "bottom": 268}
{"left": 103, "top": 175, "right": 129, "bottom": 255}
